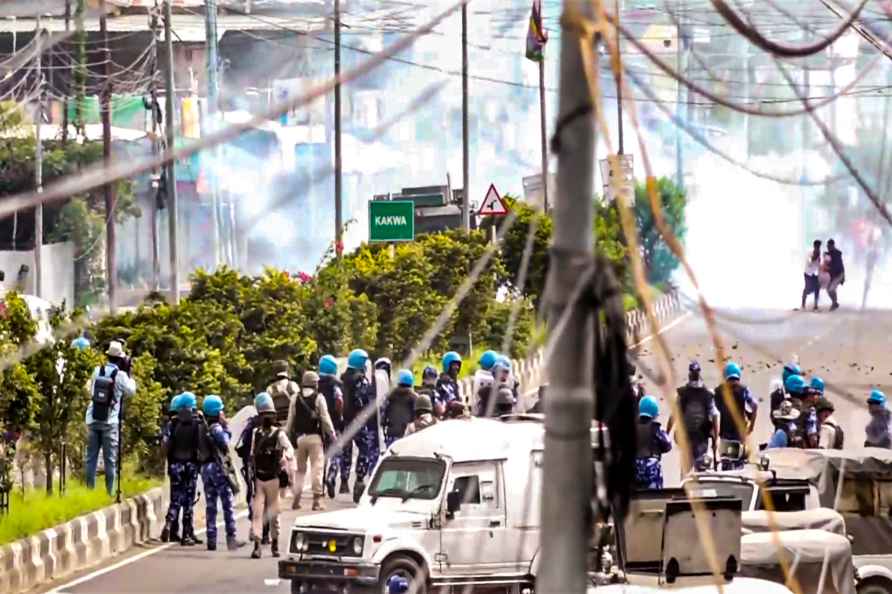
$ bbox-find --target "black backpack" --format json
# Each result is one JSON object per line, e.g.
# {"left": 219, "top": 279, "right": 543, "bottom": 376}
{"left": 91, "top": 366, "right": 119, "bottom": 422}
{"left": 253, "top": 428, "right": 282, "bottom": 482}
{"left": 823, "top": 420, "right": 845, "bottom": 449}
{"left": 679, "top": 386, "right": 712, "bottom": 442}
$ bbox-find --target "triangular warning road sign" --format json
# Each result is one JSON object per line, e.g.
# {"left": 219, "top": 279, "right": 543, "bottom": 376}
{"left": 477, "top": 183, "right": 509, "bottom": 216}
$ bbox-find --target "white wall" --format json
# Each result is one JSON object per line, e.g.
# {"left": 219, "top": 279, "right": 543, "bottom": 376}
{"left": 0, "top": 241, "right": 75, "bottom": 307}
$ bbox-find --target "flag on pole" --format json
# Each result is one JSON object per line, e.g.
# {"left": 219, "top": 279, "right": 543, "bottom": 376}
{"left": 525, "top": 0, "right": 548, "bottom": 62}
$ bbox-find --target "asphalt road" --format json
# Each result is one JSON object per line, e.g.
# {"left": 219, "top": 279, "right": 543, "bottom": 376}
{"left": 41, "top": 491, "right": 355, "bottom": 594}
{"left": 38, "top": 305, "right": 892, "bottom": 594}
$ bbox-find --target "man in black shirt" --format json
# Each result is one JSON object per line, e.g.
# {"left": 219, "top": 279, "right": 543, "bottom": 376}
{"left": 826, "top": 239, "right": 845, "bottom": 311}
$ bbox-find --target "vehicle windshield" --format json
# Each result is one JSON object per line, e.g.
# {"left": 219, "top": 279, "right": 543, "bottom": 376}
{"left": 685, "top": 480, "right": 756, "bottom": 508}
{"left": 368, "top": 457, "right": 446, "bottom": 501}
{"left": 755, "top": 486, "right": 810, "bottom": 512}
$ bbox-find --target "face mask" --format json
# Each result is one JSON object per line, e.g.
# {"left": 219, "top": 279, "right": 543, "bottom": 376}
{"left": 301, "top": 387, "right": 316, "bottom": 398}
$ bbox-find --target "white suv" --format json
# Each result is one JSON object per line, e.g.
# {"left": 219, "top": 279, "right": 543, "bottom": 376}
{"left": 279, "top": 416, "right": 598, "bottom": 594}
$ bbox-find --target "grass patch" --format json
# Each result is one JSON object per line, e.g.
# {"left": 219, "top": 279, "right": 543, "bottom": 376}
{"left": 0, "top": 474, "right": 161, "bottom": 546}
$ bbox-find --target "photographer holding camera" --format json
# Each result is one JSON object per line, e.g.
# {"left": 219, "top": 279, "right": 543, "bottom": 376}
{"left": 84, "top": 340, "right": 136, "bottom": 496}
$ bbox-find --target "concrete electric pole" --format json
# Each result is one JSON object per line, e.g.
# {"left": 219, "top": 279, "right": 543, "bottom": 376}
{"left": 538, "top": 2, "right": 596, "bottom": 594}
{"left": 164, "top": 0, "right": 180, "bottom": 302}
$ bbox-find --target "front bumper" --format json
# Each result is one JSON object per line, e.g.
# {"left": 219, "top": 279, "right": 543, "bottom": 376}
{"left": 278, "top": 558, "right": 380, "bottom": 586}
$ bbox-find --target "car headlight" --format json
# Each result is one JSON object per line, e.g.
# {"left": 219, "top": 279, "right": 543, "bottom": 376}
{"left": 352, "top": 535, "right": 363, "bottom": 555}
{"left": 294, "top": 532, "right": 308, "bottom": 552}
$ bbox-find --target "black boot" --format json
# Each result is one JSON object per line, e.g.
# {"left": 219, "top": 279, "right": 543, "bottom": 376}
{"left": 261, "top": 523, "right": 270, "bottom": 545}
{"left": 181, "top": 533, "right": 196, "bottom": 546}
{"left": 353, "top": 480, "right": 365, "bottom": 504}
{"left": 160, "top": 522, "right": 172, "bottom": 543}
{"left": 326, "top": 479, "right": 335, "bottom": 499}
{"left": 207, "top": 540, "right": 217, "bottom": 551}
{"left": 271, "top": 539, "right": 280, "bottom": 558}
{"left": 251, "top": 541, "right": 262, "bottom": 559}
{"left": 339, "top": 480, "right": 350, "bottom": 495}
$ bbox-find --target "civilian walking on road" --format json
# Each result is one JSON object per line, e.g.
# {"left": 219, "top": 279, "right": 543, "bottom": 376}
{"left": 802, "top": 240, "right": 822, "bottom": 311}
{"left": 825, "top": 239, "right": 846, "bottom": 311}
{"left": 250, "top": 392, "right": 294, "bottom": 559}
{"left": 865, "top": 389, "right": 891, "bottom": 448}
{"left": 84, "top": 340, "right": 136, "bottom": 496}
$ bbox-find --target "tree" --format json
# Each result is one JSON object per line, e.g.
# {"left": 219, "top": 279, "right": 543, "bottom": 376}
{"left": 27, "top": 308, "right": 98, "bottom": 494}
{"left": 496, "top": 196, "right": 552, "bottom": 308}
{"left": 633, "top": 177, "right": 687, "bottom": 286}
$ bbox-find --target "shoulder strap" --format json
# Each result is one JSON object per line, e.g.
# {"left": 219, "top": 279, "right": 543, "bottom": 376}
{"left": 99, "top": 366, "right": 106, "bottom": 378}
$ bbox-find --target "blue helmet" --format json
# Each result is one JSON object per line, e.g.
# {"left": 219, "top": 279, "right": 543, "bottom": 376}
{"left": 71, "top": 336, "right": 91, "bottom": 351}
{"left": 397, "top": 369, "right": 414, "bottom": 387}
{"left": 177, "top": 391, "right": 197, "bottom": 411}
{"left": 478, "top": 350, "right": 498, "bottom": 371}
{"left": 724, "top": 362, "right": 741, "bottom": 381}
{"left": 422, "top": 365, "right": 438, "bottom": 381}
{"left": 254, "top": 391, "right": 275, "bottom": 413}
{"left": 784, "top": 374, "right": 807, "bottom": 395}
{"left": 493, "top": 355, "right": 512, "bottom": 373}
{"left": 168, "top": 394, "right": 181, "bottom": 413}
{"left": 347, "top": 349, "right": 369, "bottom": 370}
{"left": 810, "top": 377, "right": 825, "bottom": 394}
{"left": 868, "top": 389, "right": 887, "bottom": 406}
{"left": 319, "top": 354, "right": 338, "bottom": 376}
{"left": 202, "top": 395, "right": 224, "bottom": 417}
{"left": 782, "top": 362, "right": 801, "bottom": 382}
{"left": 442, "top": 351, "right": 462, "bottom": 374}
{"left": 639, "top": 395, "right": 660, "bottom": 419}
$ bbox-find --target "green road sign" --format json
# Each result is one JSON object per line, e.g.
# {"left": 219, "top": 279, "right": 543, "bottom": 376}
{"left": 369, "top": 200, "right": 415, "bottom": 242}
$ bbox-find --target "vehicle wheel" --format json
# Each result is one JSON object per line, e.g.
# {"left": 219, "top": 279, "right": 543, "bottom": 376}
{"left": 379, "top": 555, "right": 427, "bottom": 594}
{"left": 859, "top": 577, "right": 892, "bottom": 594}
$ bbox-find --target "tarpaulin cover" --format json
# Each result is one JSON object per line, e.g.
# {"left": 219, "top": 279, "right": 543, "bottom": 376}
{"left": 762, "top": 448, "right": 892, "bottom": 508}
{"left": 742, "top": 508, "right": 847, "bottom": 537}
{"left": 740, "top": 529, "right": 855, "bottom": 594}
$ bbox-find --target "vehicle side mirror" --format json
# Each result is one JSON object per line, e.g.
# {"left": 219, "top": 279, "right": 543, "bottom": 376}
{"left": 447, "top": 490, "right": 462, "bottom": 514}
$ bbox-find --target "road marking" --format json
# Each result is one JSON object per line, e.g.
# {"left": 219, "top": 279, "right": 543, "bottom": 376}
{"left": 264, "top": 579, "right": 282, "bottom": 587}
{"left": 47, "top": 509, "right": 249, "bottom": 594}
{"left": 630, "top": 311, "right": 693, "bottom": 349}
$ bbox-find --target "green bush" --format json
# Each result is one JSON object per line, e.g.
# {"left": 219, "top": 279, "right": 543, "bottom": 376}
{"left": 0, "top": 474, "right": 161, "bottom": 545}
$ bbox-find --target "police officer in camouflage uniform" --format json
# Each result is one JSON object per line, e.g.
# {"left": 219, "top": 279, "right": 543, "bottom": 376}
{"left": 199, "top": 395, "right": 245, "bottom": 551}
{"left": 160, "top": 394, "right": 183, "bottom": 543}
{"left": 435, "top": 352, "right": 462, "bottom": 418}
{"left": 160, "top": 392, "right": 204, "bottom": 546}
{"left": 341, "top": 349, "right": 379, "bottom": 503}
{"left": 634, "top": 396, "right": 672, "bottom": 489}
{"left": 317, "top": 355, "right": 347, "bottom": 499}
{"left": 383, "top": 370, "right": 417, "bottom": 447}
{"left": 667, "top": 361, "right": 719, "bottom": 475}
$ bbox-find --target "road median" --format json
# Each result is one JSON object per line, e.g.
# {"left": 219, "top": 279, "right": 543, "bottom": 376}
{"left": 0, "top": 486, "right": 166, "bottom": 594}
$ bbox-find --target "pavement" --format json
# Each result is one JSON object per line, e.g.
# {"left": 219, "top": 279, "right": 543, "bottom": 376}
{"left": 38, "top": 489, "right": 356, "bottom": 594}
{"left": 34, "top": 304, "right": 892, "bottom": 594}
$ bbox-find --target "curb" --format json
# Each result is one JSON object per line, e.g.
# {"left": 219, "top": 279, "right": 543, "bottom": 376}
{"left": 0, "top": 486, "right": 168, "bottom": 594}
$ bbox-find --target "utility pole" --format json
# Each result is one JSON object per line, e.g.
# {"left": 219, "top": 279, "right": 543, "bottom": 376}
{"left": 62, "top": 0, "right": 71, "bottom": 144}
{"left": 204, "top": 0, "right": 221, "bottom": 267}
{"left": 615, "top": 0, "right": 624, "bottom": 155}
{"left": 34, "top": 16, "right": 43, "bottom": 298}
{"left": 538, "top": 58, "right": 549, "bottom": 212}
{"left": 100, "top": 0, "right": 116, "bottom": 312}
{"left": 164, "top": 0, "right": 180, "bottom": 302}
{"left": 150, "top": 1, "right": 161, "bottom": 290}
{"left": 538, "top": 1, "right": 595, "bottom": 593}
{"left": 674, "top": 0, "right": 686, "bottom": 188}
{"left": 461, "top": 3, "right": 470, "bottom": 230}
{"left": 334, "top": 0, "right": 343, "bottom": 256}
